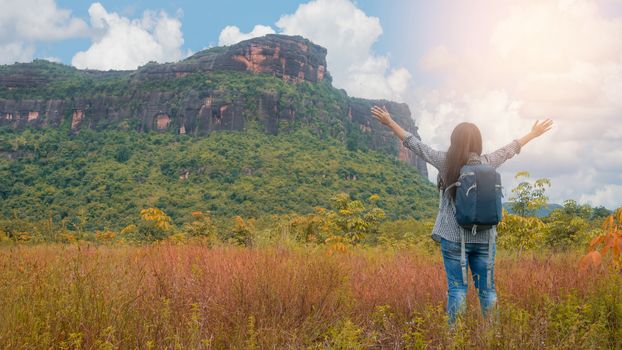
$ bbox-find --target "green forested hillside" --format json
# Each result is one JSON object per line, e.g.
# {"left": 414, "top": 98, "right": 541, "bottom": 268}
{"left": 0, "top": 127, "right": 437, "bottom": 230}
{"left": 1, "top": 40, "right": 436, "bottom": 231}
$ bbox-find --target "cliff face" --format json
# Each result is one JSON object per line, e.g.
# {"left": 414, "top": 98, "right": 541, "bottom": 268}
{"left": 135, "top": 35, "right": 329, "bottom": 84}
{"left": 0, "top": 34, "right": 427, "bottom": 178}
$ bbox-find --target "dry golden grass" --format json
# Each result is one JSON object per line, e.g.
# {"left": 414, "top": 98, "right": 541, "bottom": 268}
{"left": 0, "top": 244, "right": 619, "bottom": 349}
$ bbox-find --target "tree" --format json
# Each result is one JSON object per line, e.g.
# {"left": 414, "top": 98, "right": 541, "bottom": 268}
{"left": 137, "top": 208, "right": 173, "bottom": 241}
{"left": 544, "top": 200, "right": 596, "bottom": 250}
{"left": 228, "top": 216, "right": 256, "bottom": 246}
{"left": 328, "top": 193, "right": 385, "bottom": 244}
{"left": 498, "top": 172, "right": 551, "bottom": 252}
{"left": 286, "top": 193, "right": 386, "bottom": 254}
{"left": 509, "top": 171, "right": 551, "bottom": 217}
{"left": 553, "top": 199, "right": 593, "bottom": 219}
{"left": 183, "top": 211, "right": 217, "bottom": 245}
{"left": 591, "top": 206, "right": 612, "bottom": 221}
{"left": 115, "top": 146, "right": 131, "bottom": 163}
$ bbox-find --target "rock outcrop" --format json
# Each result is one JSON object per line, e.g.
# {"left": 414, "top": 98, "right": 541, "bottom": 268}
{"left": 0, "top": 34, "right": 427, "bottom": 178}
{"left": 134, "top": 35, "right": 330, "bottom": 84}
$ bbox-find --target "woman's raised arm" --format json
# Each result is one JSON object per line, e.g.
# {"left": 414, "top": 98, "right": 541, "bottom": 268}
{"left": 483, "top": 119, "right": 554, "bottom": 168}
{"left": 518, "top": 119, "right": 554, "bottom": 147}
{"left": 371, "top": 105, "right": 445, "bottom": 170}
{"left": 371, "top": 105, "right": 409, "bottom": 140}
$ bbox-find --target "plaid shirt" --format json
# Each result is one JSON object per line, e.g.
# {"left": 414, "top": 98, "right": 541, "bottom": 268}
{"left": 402, "top": 132, "right": 522, "bottom": 243}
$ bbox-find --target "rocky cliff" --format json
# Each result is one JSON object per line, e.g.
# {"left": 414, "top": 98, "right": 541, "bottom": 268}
{"left": 135, "top": 34, "right": 329, "bottom": 83}
{"left": 0, "top": 34, "right": 427, "bottom": 177}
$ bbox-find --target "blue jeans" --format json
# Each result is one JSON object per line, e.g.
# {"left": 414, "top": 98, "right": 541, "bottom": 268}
{"left": 440, "top": 238, "right": 497, "bottom": 324}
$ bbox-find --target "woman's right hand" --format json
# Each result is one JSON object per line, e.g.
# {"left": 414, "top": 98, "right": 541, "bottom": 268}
{"left": 530, "top": 119, "right": 554, "bottom": 138}
{"left": 371, "top": 105, "right": 394, "bottom": 126}
{"left": 518, "top": 118, "right": 554, "bottom": 147}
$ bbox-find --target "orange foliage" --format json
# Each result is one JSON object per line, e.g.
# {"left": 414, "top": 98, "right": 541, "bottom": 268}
{"left": 581, "top": 208, "right": 622, "bottom": 270}
{"left": 230, "top": 216, "right": 256, "bottom": 246}
{"left": 95, "top": 230, "right": 117, "bottom": 242}
{"left": 62, "top": 232, "right": 77, "bottom": 243}
{"left": 324, "top": 235, "right": 349, "bottom": 256}
{"left": 15, "top": 231, "right": 32, "bottom": 242}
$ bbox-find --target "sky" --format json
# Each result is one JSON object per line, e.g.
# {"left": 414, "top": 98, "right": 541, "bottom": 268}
{"left": 1, "top": 0, "right": 621, "bottom": 209}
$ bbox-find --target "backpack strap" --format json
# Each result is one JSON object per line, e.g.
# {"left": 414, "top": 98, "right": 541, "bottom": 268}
{"left": 487, "top": 229, "right": 496, "bottom": 289}
{"left": 460, "top": 229, "right": 467, "bottom": 286}
{"left": 462, "top": 226, "right": 495, "bottom": 289}
{"left": 444, "top": 171, "right": 473, "bottom": 193}
{"left": 438, "top": 190, "right": 443, "bottom": 210}
{"left": 440, "top": 181, "right": 460, "bottom": 226}
{"left": 444, "top": 181, "right": 460, "bottom": 192}
{"left": 461, "top": 224, "right": 477, "bottom": 285}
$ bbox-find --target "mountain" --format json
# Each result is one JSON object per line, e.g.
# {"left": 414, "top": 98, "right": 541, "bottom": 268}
{"left": 0, "top": 34, "right": 427, "bottom": 175}
{"left": 0, "top": 34, "right": 437, "bottom": 230}
{"left": 502, "top": 203, "right": 564, "bottom": 218}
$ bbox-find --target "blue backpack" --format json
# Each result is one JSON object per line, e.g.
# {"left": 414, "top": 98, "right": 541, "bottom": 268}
{"left": 454, "top": 164, "right": 503, "bottom": 230}
{"left": 446, "top": 164, "right": 503, "bottom": 288}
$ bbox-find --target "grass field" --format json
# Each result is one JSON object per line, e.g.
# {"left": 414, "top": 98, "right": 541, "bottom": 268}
{"left": 1, "top": 244, "right": 620, "bottom": 349}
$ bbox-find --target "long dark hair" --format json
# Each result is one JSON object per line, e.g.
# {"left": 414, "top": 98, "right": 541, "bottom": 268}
{"left": 442, "top": 122, "right": 483, "bottom": 199}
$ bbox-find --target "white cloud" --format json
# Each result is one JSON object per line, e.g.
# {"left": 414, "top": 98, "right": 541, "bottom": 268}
{"left": 71, "top": 3, "right": 188, "bottom": 70}
{"left": 276, "top": 0, "right": 410, "bottom": 100}
{"left": 413, "top": 0, "right": 622, "bottom": 208}
{"left": 217, "top": 0, "right": 411, "bottom": 100}
{"left": 0, "top": 0, "right": 87, "bottom": 64}
{"left": 0, "top": 42, "right": 36, "bottom": 64}
{"left": 419, "top": 45, "right": 454, "bottom": 73}
{"left": 43, "top": 56, "right": 61, "bottom": 63}
{"left": 218, "top": 25, "right": 276, "bottom": 46}
{"left": 581, "top": 185, "right": 622, "bottom": 209}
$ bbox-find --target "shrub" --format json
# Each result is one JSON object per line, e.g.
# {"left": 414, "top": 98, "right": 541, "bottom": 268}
{"left": 497, "top": 210, "right": 545, "bottom": 252}
{"left": 545, "top": 200, "right": 599, "bottom": 250}
{"left": 582, "top": 208, "right": 622, "bottom": 270}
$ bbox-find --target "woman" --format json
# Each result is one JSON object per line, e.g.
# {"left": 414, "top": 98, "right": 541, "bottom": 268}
{"left": 371, "top": 105, "right": 553, "bottom": 323}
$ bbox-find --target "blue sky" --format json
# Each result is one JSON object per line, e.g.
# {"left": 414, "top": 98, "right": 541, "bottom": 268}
{"left": 48, "top": 0, "right": 305, "bottom": 62}
{"left": 42, "top": 1, "right": 434, "bottom": 81}
{"left": 2, "top": 0, "right": 622, "bottom": 208}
